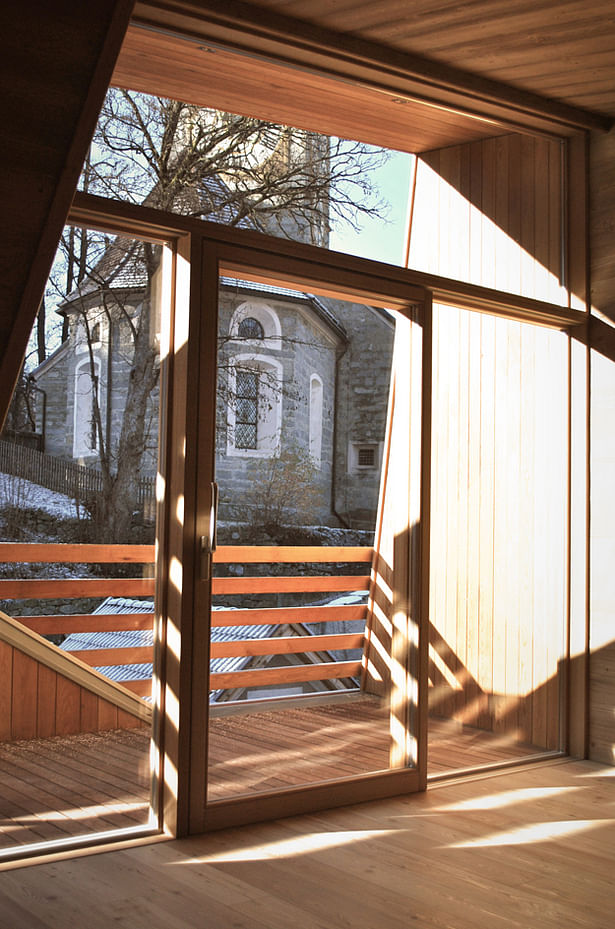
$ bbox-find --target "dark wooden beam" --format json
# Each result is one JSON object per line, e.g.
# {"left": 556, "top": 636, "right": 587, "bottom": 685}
{"left": 0, "top": 0, "right": 135, "bottom": 429}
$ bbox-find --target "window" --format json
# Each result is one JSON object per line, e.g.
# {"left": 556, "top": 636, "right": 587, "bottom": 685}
{"left": 235, "top": 370, "right": 259, "bottom": 449}
{"left": 229, "top": 301, "right": 282, "bottom": 349}
{"left": 227, "top": 354, "right": 283, "bottom": 457}
{"left": 309, "top": 374, "right": 323, "bottom": 467}
{"left": 237, "top": 316, "right": 264, "bottom": 340}
{"left": 358, "top": 447, "right": 375, "bottom": 467}
{"left": 73, "top": 358, "right": 101, "bottom": 458}
{"left": 75, "top": 316, "right": 105, "bottom": 354}
{"left": 348, "top": 442, "right": 380, "bottom": 472}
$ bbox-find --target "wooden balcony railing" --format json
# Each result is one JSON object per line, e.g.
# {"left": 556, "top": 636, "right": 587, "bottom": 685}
{"left": 0, "top": 543, "right": 373, "bottom": 702}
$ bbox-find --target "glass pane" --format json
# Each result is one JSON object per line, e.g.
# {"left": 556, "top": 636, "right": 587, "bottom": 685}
{"left": 428, "top": 307, "right": 567, "bottom": 775}
{"left": 81, "top": 88, "right": 411, "bottom": 266}
{"left": 0, "top": 225, "right": 170, "bottom": 855}
{"left": 206, "top": 271, "right": 417, "bottom": 801}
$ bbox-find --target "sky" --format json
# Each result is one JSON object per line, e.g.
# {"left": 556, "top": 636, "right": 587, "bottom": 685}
{"left": 329, "top": 150, "right": 414, "bottom": 267}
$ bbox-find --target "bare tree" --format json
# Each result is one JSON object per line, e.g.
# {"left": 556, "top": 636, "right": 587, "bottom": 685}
{"left": 40, "top": 90, "right": 388, "bottom": 541}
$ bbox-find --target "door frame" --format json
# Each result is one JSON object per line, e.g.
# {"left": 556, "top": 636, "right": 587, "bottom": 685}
{"left": 188, "top": 239, "right": 431, "bottom": 833}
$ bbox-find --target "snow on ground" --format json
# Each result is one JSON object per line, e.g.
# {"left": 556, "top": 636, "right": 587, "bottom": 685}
{"left": 0, "top": 472, "right": 81, "bottom": 520}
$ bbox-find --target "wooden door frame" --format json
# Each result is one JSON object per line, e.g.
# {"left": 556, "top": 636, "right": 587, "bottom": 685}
{"left": 189, "top": 238, "right": 430, "bottom": 833}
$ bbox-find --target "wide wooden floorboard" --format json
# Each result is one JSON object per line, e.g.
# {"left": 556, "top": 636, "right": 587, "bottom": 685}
{"left": 0, "top": 698, "right": 543, "bottom": 850}
{"left": 1, "top": 760, "right": 613, "bottom": 929}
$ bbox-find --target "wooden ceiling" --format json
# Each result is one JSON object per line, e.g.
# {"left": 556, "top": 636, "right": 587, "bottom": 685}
{"left": 252, "top": 0, "right": 615, "bottom": 119}
{"left": 112, "top": 0, "right": 614, "bottom": 155}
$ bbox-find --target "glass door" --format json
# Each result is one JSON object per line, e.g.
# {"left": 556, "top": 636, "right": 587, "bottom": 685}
{"left": 0, "top": 223, "right": 175, "bottom": 859}
{"left": 189, "top": 242, "right": 430, "bottom": 831}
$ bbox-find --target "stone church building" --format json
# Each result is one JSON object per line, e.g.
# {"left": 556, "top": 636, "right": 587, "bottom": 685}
{"left": 30, "top": 125, "right": 395, "bottom": 531}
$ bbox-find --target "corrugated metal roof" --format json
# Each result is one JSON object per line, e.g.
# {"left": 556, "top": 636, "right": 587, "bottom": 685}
{"left": 61, "top": 596, "right": 274, "bottom": 681}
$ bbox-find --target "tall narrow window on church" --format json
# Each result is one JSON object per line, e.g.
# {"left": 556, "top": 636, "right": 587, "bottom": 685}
{"left": 73, "top": 358, "right": 100, "bottom": 458}
{"left": 309, "top": 374, "right": 323, "bottom": 467}
{"left": 235, "top": 370, "right": 259, "bottom": 448}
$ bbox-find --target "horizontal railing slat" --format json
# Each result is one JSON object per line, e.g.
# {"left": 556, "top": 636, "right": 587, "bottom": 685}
{"left": 210, "top": 632, "right": 364, "bottom": 659}
{"left": 0, "top": 543, "right": 372, "bottom": 565}
{"left": 0, "top": 578, "right": 155, "bottom": 598}
{"left": 210, "top": 660, "right": 362, "bottom": 690}
{"left": 213, "top": 545, "right": 373, "bottom": 563}
{"left": 18, "top": 613, "right": 154, "bottom": 634}
{"left": 0, "top": 576, "right": 366, "bottom": 599}
{"left": 120, "top": 679, "right": 152, "bottom": 697}
{"left": 211, "top": 604, "right": 367, "bottom": 626}
{"left": 0, "top": 543, "right": 155, "bottom": 563}
{"left": 69, "top": 646, "right": 153, "bottom": 666}
{"left": 212, "top": 575, "right": 370, "bottom": 595}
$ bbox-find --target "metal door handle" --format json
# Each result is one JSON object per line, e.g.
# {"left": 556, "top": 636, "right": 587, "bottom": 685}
{"left": 200, "top": 481, "right": 218, "bottom": 580}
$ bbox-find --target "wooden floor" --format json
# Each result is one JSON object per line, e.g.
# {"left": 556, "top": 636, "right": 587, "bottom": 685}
{"left": 0, "top": 729, "right": 151, "bottom": 850}
{"left": 1, "top": 759, "right": 613, "bottom": 928}
{"left": 207, "top": 698, "right": 541, "bottom": 799}
{"left": 0, "top": 697, "right": 542, "bottom": 851}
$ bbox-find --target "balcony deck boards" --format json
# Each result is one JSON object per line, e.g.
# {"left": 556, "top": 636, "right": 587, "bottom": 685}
{"left": 0, "top": 698, "right": 544, "bottom": 852}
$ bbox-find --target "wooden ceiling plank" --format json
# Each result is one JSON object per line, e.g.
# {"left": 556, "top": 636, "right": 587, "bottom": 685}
{"left": 179, "top": 0, "right": 614, "bottom": 120}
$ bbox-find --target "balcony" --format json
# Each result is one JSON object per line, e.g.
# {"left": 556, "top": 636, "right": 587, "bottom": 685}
{"left": 0, "top": 542, "right": 542, "bottom": 852}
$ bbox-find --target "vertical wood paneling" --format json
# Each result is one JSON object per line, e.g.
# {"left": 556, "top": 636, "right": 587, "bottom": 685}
{"left": 478, "top": 314, "right": 496, "bottom": 730}
{"left": 517, "top": 324, "right": 535, "bottom": 743}
{"left": 466, "top": 310, "right": 481, "bottom": 724}
{"left": 98, "top": 698, "right": 119, "bottom": 731}
{"left": 55, "top": 677, "right": 82, "bottom": 736}
{"left": 429, "top": 309, "right": 567, "bottom": 748}
{"left": 444, "top": 307, "right": 461, "bottom": 718}
{"left": 0, "top": 646, "right": 146, "bottom": 744}
{"left": 37, "top": 664, "right": 57, "bottom": 738}
{"left": 410, "top": 135, "right": 564, "bottom": 301}
{"left": 0, "top": 640, "right": 13, "bottom": 741}
{"left": 421, "top": 133, "right": 569, "bottom": 753}
{"left": 80, "top": 689, "right": 99, "bottom": 733}
{"left": 11, "top": 651, "right": 39, "bottom": 740}
{"left": 491, "top": 319, "right": 509, "bottom": 732}
{"left": 589, "top": 129, "right": 615, "bottom": 765}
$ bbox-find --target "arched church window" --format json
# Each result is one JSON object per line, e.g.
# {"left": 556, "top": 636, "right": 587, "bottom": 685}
{"left": 229, "top": 302, "right": 282, "bottom": 349}
{"left": 227, "top": 355, "right": 283, "bottom": 458}
{"left": 237, "top": 317, "right": 264, "bottom": 340}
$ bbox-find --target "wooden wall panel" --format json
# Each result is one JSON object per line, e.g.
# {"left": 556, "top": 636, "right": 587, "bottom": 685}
{"left": 429, "top": 307, "right": 568, "bottom": 749}
{"left": 589, "top": 129, "right": 615, "bottom": 765}
{"left": 0, "top": 642, "right": 148, "bottom": 744}
{"left": 415, "top": 133, "right": 571, "bottom": 751}
{"left": 409, "top": 135, "right": 566, "bottom": 304}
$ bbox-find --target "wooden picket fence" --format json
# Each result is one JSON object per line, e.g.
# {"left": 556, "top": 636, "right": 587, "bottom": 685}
{"left": 0, "top": 438, "right": 156, "bottom": 515}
